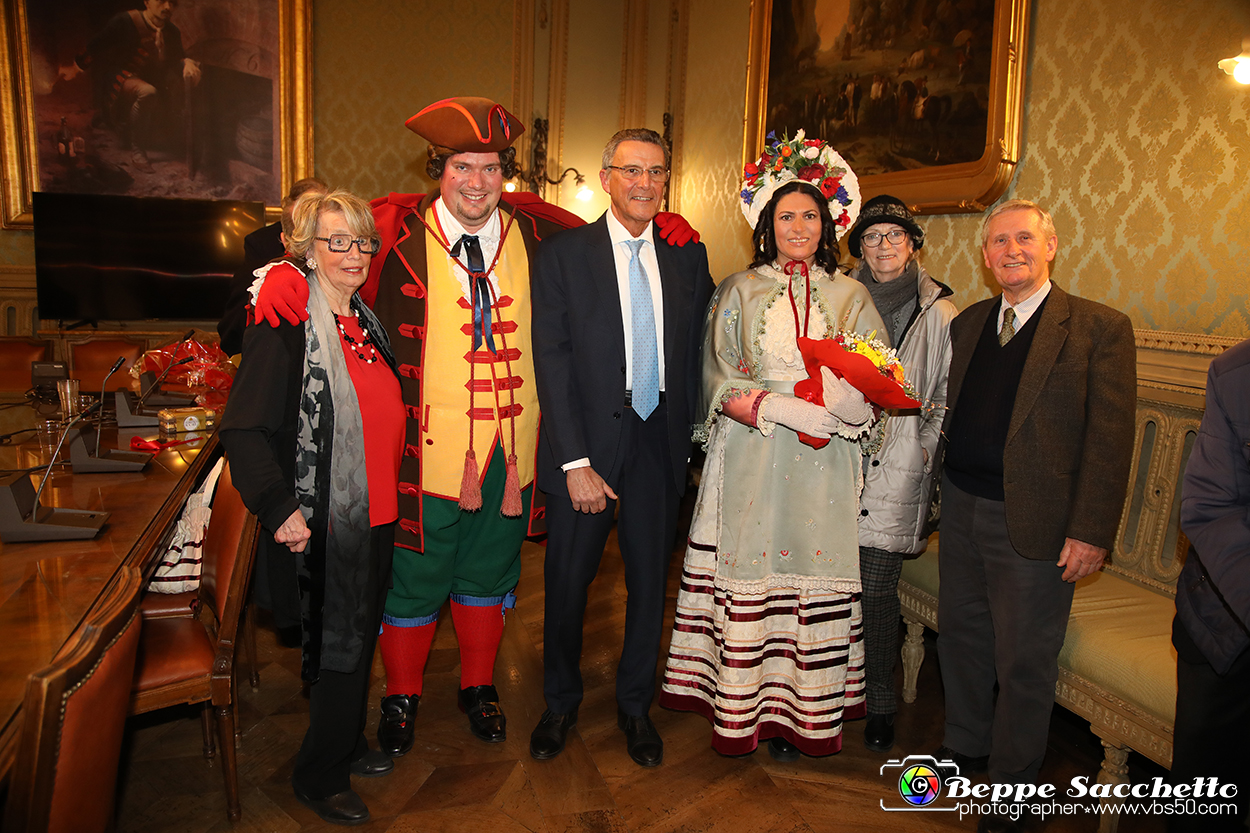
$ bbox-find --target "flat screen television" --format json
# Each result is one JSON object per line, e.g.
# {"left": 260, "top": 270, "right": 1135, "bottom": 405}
{"left": 34, "top": 192, "right": 266, "bottom": 322}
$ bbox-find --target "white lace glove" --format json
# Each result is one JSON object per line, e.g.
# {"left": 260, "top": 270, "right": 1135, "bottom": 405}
{"left": 757, "top": 393, "right": 840, "bottom": 439}
{"left": 820, "top": 366, "right": 873, "bottom": 426}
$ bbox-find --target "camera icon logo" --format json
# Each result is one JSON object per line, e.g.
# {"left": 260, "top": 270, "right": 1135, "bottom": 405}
{"left": 898, "top": 762, "right": 943, "bottom": 806}
{"left": 880, "top": 754, "right": 957, "bottom": 812}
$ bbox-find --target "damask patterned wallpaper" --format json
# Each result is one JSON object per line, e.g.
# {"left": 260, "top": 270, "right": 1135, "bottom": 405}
{"left": 311, "top": 0, "right": 517, "bottom": 200}
{"left": 682, "top": 0, "right": 1250, "bottom": 337}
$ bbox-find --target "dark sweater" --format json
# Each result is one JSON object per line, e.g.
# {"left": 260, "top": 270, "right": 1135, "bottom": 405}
{"left": 944, "top": 295, "right": 1047, "bottom": 500}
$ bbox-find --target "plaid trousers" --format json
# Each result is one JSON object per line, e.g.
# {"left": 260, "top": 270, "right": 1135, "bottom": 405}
{"left": 859, "top": 545, "right": 905, "bottom": 716}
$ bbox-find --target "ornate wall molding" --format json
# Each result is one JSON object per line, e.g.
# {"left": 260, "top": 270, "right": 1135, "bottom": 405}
{"left": 619, "top": 0, "right": 650, "bottom": 130}
{"left": 512, "top": 0, "right": 537, "bottom": 170}
{"left": 544, "top": 0, "right": 570, "bottom": 208}
{"left": 665, "top": 0, "right": 689, "bottom": 214}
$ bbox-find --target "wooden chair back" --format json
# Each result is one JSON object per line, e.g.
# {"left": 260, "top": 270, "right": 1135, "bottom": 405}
{"left": 69, "top": 338, "right": 145, "bottom": 393}
{"left": 3, "top": 567, "right": 143, "bottom": 833}
{"left": 0, "top": 336, "right": 52, "bottom": 392}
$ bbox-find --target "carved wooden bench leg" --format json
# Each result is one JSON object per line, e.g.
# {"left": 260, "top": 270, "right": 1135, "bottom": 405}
{"left": 901, "top": 617, "right": 925, "bottom": 704}
{"left": 1095, "top": 737, "right": 1130, "bottom": 833}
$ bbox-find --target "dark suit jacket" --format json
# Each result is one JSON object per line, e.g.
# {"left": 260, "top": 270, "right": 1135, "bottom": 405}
{"left": 532, "top": 213, "right": 713, "bottom": 499}
{"left": 941, "top": 282, "right": 1136, "bottom": 560}
{"left": 217, "top": 223, "right": 285, "bottom": 356}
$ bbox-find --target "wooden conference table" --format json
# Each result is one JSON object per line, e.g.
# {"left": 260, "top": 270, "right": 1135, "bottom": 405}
{"left": 0, "top": 404, "right": 219, "bottom": 780}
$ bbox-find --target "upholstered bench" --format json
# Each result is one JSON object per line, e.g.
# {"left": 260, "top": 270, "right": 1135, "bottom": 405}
{"left": 896, "top": 334, "right": 1219, "bottom": 833}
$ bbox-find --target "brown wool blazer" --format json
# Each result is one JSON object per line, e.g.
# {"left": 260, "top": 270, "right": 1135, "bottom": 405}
{"left": 940, "top": 282, "right": 1137, "bottom": 560}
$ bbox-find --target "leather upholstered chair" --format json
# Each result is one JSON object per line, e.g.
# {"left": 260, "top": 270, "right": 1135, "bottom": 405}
{"left": 0, "top": 336, "right": 52, "bottom": 392}
{"left": 3, "top": 567, "right": 143, "bottom": 833}
{"left": 130, "top": 461, "right": 259, "bottom": 822}
{"left": 68, "top": 337, "right": 145, "bottom": 393}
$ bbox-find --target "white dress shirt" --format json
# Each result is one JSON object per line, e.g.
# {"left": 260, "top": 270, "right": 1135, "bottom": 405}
{"left": 434, "top": 197, "right": 502, "bottom": 300}
{"left": 562, "top": 210, "right": 667, "bottom": 473}
{"left": 998, "top": 279, "right": 1052, "bottom": 334}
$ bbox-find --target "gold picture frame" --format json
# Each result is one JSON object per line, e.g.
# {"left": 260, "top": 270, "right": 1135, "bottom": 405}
{"left": 0, "top": 0, "right": 313, "bottom": 228}
{"left": 743, "top": 0, "right": 1030, "bottom": 214}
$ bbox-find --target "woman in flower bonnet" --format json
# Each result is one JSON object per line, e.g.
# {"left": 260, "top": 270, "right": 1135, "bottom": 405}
{"left": 658, "top": 131, "right": 886, "bottom": 761}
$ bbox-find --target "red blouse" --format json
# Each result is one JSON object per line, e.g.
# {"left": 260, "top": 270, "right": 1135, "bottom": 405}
{"left": 335, "top": 313, "right": 404, "bottom": 527}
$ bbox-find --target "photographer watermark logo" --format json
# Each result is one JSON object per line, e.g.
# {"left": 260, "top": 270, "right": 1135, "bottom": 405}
{"left": 880, "top": 755, "right": 959, "bottom": 812}
{"left": 898, "top": 762, "right": 943, "bottom": 807}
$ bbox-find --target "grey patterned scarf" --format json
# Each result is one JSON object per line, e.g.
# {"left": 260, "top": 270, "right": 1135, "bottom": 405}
{"left": 853, "top": 259, "right": 918, "bottom": 348}
{"left": 293, "top": 274, "right": 374, "bottom": 678}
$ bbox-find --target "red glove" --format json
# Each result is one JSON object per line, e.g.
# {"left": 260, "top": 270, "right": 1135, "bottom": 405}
{"left": 654, "top": 211, "right": 700, "bottom": 246}
{"left": 254, "top": 262, "right": 310, "bottom": 327}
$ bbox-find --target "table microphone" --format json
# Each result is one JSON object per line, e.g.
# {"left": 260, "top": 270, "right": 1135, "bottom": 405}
{"left": 31, "top": 401, "right": 101, "bottom": 518}
{"left": 135, "top": 355, "right": 194, "bottom": 410}
{"left": 96, "top": 356, "right": 128, "bottom": 457}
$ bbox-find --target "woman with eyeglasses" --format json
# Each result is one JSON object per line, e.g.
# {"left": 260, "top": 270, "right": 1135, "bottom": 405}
{"left": 844, "top": 194, "right": 956, "bottom": 754}
{"left": 220, "top": 189, "right": 404, "bottom": 825}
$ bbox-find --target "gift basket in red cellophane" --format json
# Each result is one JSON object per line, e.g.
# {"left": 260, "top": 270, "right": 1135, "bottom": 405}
{"left": 130, "top": 333, "right": 235, "bottom": 412}
{"left": 792, "top": 332, "right": 920, "bottom": 449}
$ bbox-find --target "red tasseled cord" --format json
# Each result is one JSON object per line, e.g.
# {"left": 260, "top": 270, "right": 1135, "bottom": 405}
{"left": 459, "top": 449, "right": 483, "bottom": 511}
{"left": 501, "top": 453, "right": 523, "bottom": 517}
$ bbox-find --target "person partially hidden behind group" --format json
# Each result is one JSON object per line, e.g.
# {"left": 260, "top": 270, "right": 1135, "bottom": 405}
{"left": 845, "top": 195, "right": 956, "bottom": 754}
{"left": 660, "top": 137, "right": 884, "bottom": 761}
{"left": 220, "top": 189, "right": 405, "bottom": 826}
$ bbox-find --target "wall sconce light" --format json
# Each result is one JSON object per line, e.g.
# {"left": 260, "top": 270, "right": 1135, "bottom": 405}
{"left": 520, "top": 117, "right": 594, "bottom": 200}
{"left": 1218, "top": 37, "right": 1250, "bottom": 84}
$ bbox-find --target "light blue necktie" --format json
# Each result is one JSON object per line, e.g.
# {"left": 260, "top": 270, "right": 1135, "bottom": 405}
{"left": 626, "top": 239, "right": 659, "bottom": 419}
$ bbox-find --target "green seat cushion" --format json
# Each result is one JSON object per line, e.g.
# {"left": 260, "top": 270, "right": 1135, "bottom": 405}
{"left": 1060, "top": 570, "right": 1178, "bottom": 724}
{"left": 900, "top": 548, "right": 941, "bottom": 596}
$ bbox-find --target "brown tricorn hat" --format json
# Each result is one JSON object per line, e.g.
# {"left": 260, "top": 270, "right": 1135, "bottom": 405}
{"left": 404, "top": 96, "right": 525, "bottom": 153}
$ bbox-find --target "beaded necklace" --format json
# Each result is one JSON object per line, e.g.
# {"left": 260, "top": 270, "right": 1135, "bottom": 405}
{"left": 334, "top": 313, "right": 378, "bottom": 364}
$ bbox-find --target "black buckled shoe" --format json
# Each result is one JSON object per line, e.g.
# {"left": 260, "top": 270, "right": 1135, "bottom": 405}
{"left": 529, "top": 708, "right": 578, "bottom": 760}
{"left": 767, "top": 737, "right": 800, "bottom": 762}
{"left": 933, "top": 744, "right": 990, "bottom": 778}
{"left": 349, "top": 748, "right": 394, "bottom": 778}
{"left": 864, "top": 713, "right": 895, "bottom": 753}
{"left": 377, "top": 693, "right": 418, "bottom": 757}
{"left": 293, "top": 787, "right": 370, "bottom": 826}
{"left": 458, "top": 684, "right": 507, "bottom": 743}
{"left": 617, "top": 707, "right": 663, "bottom": 767}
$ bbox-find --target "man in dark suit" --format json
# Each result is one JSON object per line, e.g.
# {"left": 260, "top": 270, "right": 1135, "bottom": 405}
{"left": 935, "top": 200, "right": 1135, "bottom": 833}
{"left": 217, "top": 176, "right": 327, "bottom": 356}
{"left": 529, "top": 128, "right": 713, "bottom": 767}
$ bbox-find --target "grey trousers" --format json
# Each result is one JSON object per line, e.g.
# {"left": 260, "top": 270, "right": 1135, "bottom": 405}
{"left": 860, "top": 545, "right": 904, "bottom": 716}
{"left": 936, "top": 476, "right": 1074, "bottom": 784}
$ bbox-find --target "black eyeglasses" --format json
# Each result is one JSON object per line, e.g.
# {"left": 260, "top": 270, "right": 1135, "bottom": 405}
{"left": 860, "top": 229, "right": 909, "bottom": 248}
{"left": 605, "top": 165, "right": 670, "bottom": 182}
{"left": 316, "top": 234, "right": 381, "bottom": 254}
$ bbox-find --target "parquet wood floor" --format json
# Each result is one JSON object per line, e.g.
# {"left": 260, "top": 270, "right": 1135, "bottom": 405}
{"left": 115, "top": 513, "right": 1169, "bottom": 833}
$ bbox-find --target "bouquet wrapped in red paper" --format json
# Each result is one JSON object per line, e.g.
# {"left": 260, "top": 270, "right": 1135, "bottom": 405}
{"left": 132, "top": 334, "right": 236, "bottom": 412}
{"left": 792, "top": 331, "right": 920, "bottom": 448}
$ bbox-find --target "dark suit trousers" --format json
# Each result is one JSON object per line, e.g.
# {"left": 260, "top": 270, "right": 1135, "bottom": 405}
{"left": 542, "top": 403, "right": 680, "bottom": 717}
{"left": 1169, "top": 619, "right": 1250, "bottom": 832}
{"left": 936, "top": 476, "right": 1074, "bottom": 784}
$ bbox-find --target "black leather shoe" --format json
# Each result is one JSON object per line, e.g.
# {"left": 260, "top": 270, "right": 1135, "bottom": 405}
{"left": 458, "top": 684, "right": 506, "bottom": 743}
{"left": 617, "top": 707, "right": 663, "bottom": 767}
{"left": 530, "top": 708, "right": 578, "bottom": 760}
{"left": 293, "top": 787, "right": 370, "bottom": 826}
{"left": 864, "top": 713, "right": 895, "bottom": 753}
{"left": 349, "top": 748, "right": 394, "bottom": 778}
{"left": 767, "top": 737, "right": 800, "bottom": 762}
{"left": 933, "top": 744, "right": 990, "bottom": 777}
{"left": 377, "top": 693, "right": 418, "bottom": 757}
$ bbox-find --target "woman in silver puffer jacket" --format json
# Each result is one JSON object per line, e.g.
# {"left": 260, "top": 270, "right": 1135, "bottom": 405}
{"left": 845, "top": 195, "right": 957, "bottom": 753}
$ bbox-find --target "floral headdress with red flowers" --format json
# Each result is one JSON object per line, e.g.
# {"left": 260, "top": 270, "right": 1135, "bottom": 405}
{"left": 740, "top": 129, "right": 860, "bottom": 237}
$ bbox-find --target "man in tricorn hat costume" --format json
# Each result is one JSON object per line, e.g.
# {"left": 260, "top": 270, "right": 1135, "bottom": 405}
{"left": 255, "top": 96, "right": 699, "bottom": 761}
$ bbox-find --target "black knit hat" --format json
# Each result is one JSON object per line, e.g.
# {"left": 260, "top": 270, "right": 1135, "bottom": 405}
{"left": 847, "top": 195, "right": 924, "bottom": 258}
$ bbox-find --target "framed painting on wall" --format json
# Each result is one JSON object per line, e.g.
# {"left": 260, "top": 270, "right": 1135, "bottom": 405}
{"left": 743, "top": 0, "right": 1030, "bottom": 214}
{"left": 0, "top": 0, "right": 313, "bottom": 228}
